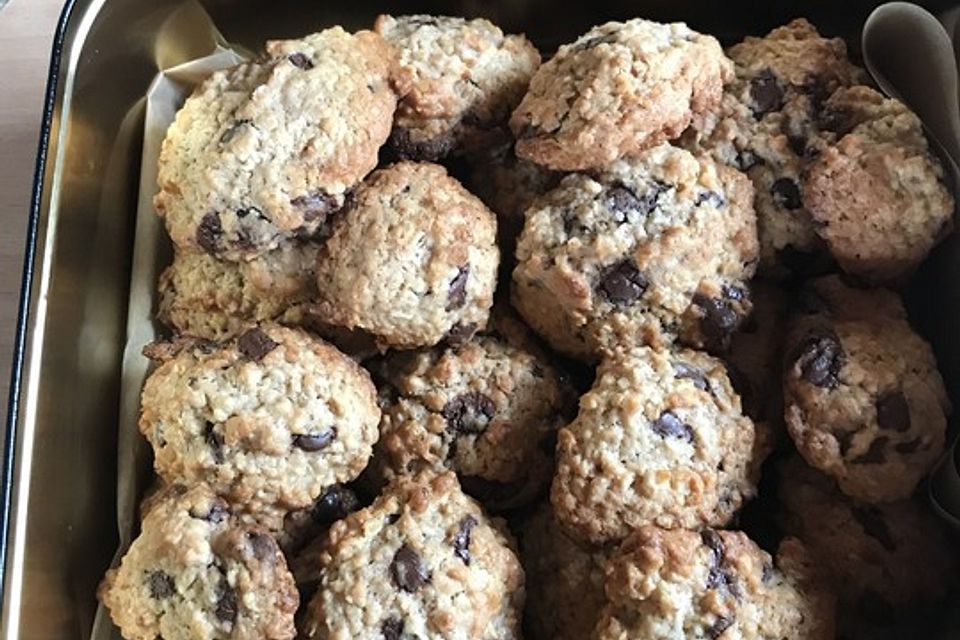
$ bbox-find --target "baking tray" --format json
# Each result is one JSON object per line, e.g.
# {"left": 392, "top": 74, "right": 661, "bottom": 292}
{"left": 4, "top": 0, "right": 960, "bottom": 638}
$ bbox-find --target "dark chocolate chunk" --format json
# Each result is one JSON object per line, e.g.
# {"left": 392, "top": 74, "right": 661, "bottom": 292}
{"left": 695, "top": 190, "right": 726, "bottom": 208}
{"left": 707, "top": 615, "right": 734, "bottom": 639}
{"left": 852, "top": 437, "right": 888, "bottom": 464}
{"left": 603, "top": 183, "right": 663, "bottom": 220}
{"left": 750, "top": 69, "right": 784, "bottom": 116}
{"left": 291, "top": 192, "right": 338, "bottom": 221}
{"left": 770, "top": 177, "right": 802, "bottom": 210}
{"left": 852, "top": 507, "right": 897, "bottom": 552}
{"left": 390, "top": 544, "right": 430, "bottom": 592}
{"left": 673, "top": 362, "right": 709, "bottom": 392}
{"left": 189, "top": 497, "right": 228, "bottom": 523}
{"left": 288, "top": 52, "right": 314, "bottom": 69}
{"left": 453, "top": 515, "right": 478, "bottom": 565}
{"left": 446, "top": 265, "right": 470, "bottom": 311}
{"left": 876, "top": 391, "right": 910, "bottom": 432}
{"left": 573, "top": 32, "right": 619, "bottom": 51}
{"left": 313, "top": 484, "right": 360, "bottom": 524}
{"left": 247, "top": 531, "right": 276, "bottom": 561}
{"left": 381, "top": 617, "right": 405, "bottom": 640}
{"left": 442, "top": 392, "right": 496, "bottom": 435}
{"left": 693, "top": 293, "right": 741, "bottom": 352}
{"left": 237, "top": 327, "right": 279, "bottom": 361}
{"left": 236, "top": 206, "right": 265, "bottom": 220}
{"left": 793, "top": 329, "right": 844, "bottom": 389}
{"left": 443, "top": 322, "right": 477, "bottom": 348}
{"left": 219, "top": 119, "right": 250, "bottom": 145}
{"left": 650, "top": 410, "right": 694, "bottom": 443}
{"left": 293, "top": 429, "right": 337, "bottom": 452}
{"left": 197, "top": 212, "right": 222, "bottom": 255}
{"left": 215, "top": 584, "right": 238, "bottom": 623}
{"left": 204, "top": 422, "right": 225, "bottom": 464}
{"left": 147, "top": 570, "right": 175, "bottom": 599}
{"left": 597, "top": 259, "right": 648, "bottom": 305}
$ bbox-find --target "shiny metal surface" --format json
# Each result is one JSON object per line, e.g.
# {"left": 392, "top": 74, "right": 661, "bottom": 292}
{"left": 2, "top": 0, "right": 958, "bottom": 638}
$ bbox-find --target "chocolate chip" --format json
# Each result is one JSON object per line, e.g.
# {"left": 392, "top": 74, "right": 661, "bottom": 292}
{"left": 204, "top": 422, "right": 225, "bottom": 464}
{"left": 147, "top": 570, "right": 175, "bottom": 599}
{"left": 894, "top": 438, "right": 921, "bottom": 454}
{"left": 293, "top": 430, "right": 336, "bottom": 452}
{"left": 695, "top": 191, "right": 726, "bottom": 208}
{"left": 390, "top": 544, "right": 430, "bottom": 592}
{"left": 819, "top": 106, "right": 854, "bottom": 135}
{"left": 288, "top": 52, "right": 313, "bottom": 69}
{"left": 197, "top": 212, "right": 222, "bottom": 255}
{"left": 313, "top": 484, "right": 360, "bottom": 524}
{"left": 247, "top": 531, "right": 275, "bottom": 561}
{"left": 442, "top": 392, "right": 496, "bottom": 434}
{"left": 651, "top": 410, "right": 694, "bottom": 443}
{"left": 702, "top": 529, "right": 724, "bottom": 557}
{"left": 852, "top": 507, "right": 897, "bottom": 552}
{"left": 750, "top": 69, "right": 784, "bottom": 116}
{"left": 852, "top": 437, "right": 888, "bottom": 464}
{"left": 190, "top": 498, "right": 228, "bottom": 523}
{"left": 291, "top": 192, "right": 338, "bottom": 221}
{"left": 237, "top": 328, "right": 278, "bottom": 361}
{"left": 693, "top": 293, "right": 741, "bottom": 352}
{"left": 793, "top": 329, "right": 843, "bottom": 389}
{"left": 603, "top": 183, "right": 663, "bottom": 220}
{"left": 219, "top": 119, "right": 250, "bottom": 145}
{"left": 381, "top": 617, "right": 404, "bottom": 640}
{"left": 452, "top": 515, "right": 478, "bottom": 565}
{"left": 443, "top": 323, "right": 477, "bottom": 348}
{"left": 215, "top": 587, "right": 237, "bottom": 624}
{"left": 876, "top": 391, "right": 910, "bottom": 432}
{"left": 707, "top": 615, "right": 734, "bottom": 639}
{"left": 701, "top": 530, "right": 741, "bottom": 602}
{"left": 572, "top": 32, "right": 618, "bottom": 51}
{"left": 236, "top": 206, "right": 265, "bottom": 220}
{"left": 446, "top": 265, "right": 470, "bottom": 311}
{"left": 673, "top": 362, "right": 709, "bottom": 392}
{"left": 597, "top": 259, "right": 648, "bottom": 305}
{"left": 387, "top": 512, "right": 401, "bottom": 525}
{"left": 770, "top": 177, "right": 802, "bottom": 210}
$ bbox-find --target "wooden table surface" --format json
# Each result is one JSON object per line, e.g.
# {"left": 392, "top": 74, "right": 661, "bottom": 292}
{"left": 0, "top": 0, "right": 65, "bottom": 429}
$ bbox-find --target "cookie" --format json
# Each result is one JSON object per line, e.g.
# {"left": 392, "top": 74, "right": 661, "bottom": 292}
{"left": 373, "top": 321, "right": 574, "bottom": 511}
{"left": 777, "top": 457, "right": 957, "bottom": 612}
{"left": 99, "top": 484, "right": 298, "bottom": 640}
{"left": 726, "top": 282, "right": 789, "bottom": 440}
{"left": 593, "top": 526, "right": 836, "bottom": 640}
{"left": 518, "top": 503, "right": 609, "bottom": 640}
{"left": 139, "top": 325, "right": 380, "bottom": 515}
{"left": 552, "top": 345, "right": 763, "bottom": 545}
{"left": 158, "top": 243, "right": 319, "bottom": 341}
{"left": 511, "top": 143, "right": 758, "bottom": 362}
{"left": 783, "top": 277, "right": 950, "bottom": 502}
{"left": 510, "top": 19, "right": 732, "bottom": 171}
{"left": 374, "top": 14, "right": 540, "bottom": 160}
{"left": 155, "top": 27, "right": 399, "bottom": 259}
{"left": 313, "top": 161, "right": 499, "bottom": 350}
{"left": 804, "top": 85, "right": 954, "bottom": 282}
{"left": 685, "top": 19, "right": 866, "bottom": 278}
{"left": 466, "top": 145, "right": 560, "bottom": 272}
{"left": 300, "top": 471, "right": 524, "bottom": 639}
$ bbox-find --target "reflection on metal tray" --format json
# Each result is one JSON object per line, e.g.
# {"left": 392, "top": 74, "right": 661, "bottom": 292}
{"left": 3, "top": 0, "right": 959, "bottom": 638}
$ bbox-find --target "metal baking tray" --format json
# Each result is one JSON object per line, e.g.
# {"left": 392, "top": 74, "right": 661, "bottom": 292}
{"left": 3, "top": 0, "right": 959, "bottom": 638}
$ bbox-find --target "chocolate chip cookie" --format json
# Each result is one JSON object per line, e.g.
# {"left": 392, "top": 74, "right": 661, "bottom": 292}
{"left": 593, "top": 526, "right": 836, "bottom": 640}
{"left": 777, "top": 456, "right": 957, "bottom": 613}
{"left": 313, "top": 161, "right": 499, "bottom": 350}
{"left": 155, "top": 27, "right": 400, "bottom": 259}
{"left": 158, "top": 243, "right": 319, "bottom": 341}
{"left": 552, "top": 345, "right": 763, "bottom": 545}
{"left": 373, "top": 321, "right": 574, "bottom": 511}
{"left": 518, "top": 503, "right": 609, "bottom": 640}
{"left": 374, "top": 14, "right": 540, "bottom": 160}
{"left": 512, "top": 143, "right": 758, "bottom": 361}
{"left": 300, "top": 471, "right": 524, "bottom": 639}
{"left": 783, "top": 277, "right": 950, "bottom": 502}
{"left": 804, "top": 85, "right": 954, "bottom": 282}
{"left": 511, "top": 19, "right": 732, "bottom": 170}
{"left": 99, "top": 484, "right": 298, "bottom": 640}
{"left": 139, "top": 325, "right": 380, "bottom": 515}
{"left": 685, "top": 18, "right": 866, "bottom": 278}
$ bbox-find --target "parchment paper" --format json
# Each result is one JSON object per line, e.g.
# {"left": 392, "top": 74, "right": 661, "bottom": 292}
{"left": 90, "top": 2, "right": 960, "bottom": 637}
{"left": 89, "top": 5, "right": 247, "bottom": 638}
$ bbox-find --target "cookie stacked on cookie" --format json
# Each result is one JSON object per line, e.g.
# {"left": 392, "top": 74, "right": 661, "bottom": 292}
{"left": 99, "top": 11, "right": 957, "bottom": 640}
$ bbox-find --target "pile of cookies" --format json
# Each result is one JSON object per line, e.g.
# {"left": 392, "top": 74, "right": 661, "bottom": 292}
{"left": 98, "top": 13, "right": 958, "bottom": 640}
